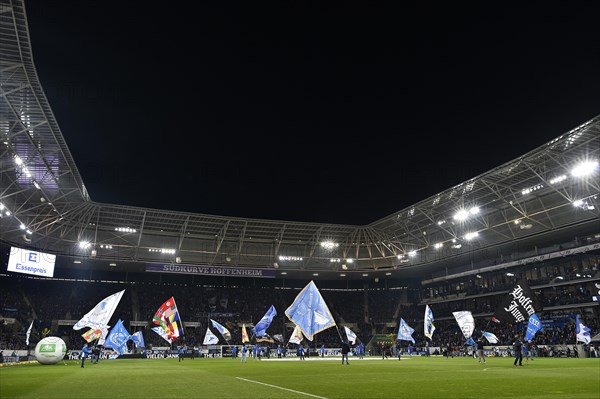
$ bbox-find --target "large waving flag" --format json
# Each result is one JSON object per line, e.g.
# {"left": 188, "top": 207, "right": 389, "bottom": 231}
{"left": 397, "top": 318, "right": 415, "bottom": 343}
{"left": 344, "top": 326, "right": 358, "bottom": 345}
{"left": 288, "top": 324, "right": 303, "bottom": 344}
{"left": 73, "top": 290, "right": 125, "bottom": 331}
{"left": 153, "top": 297, "right": 184, "bottom": 342}
{"left": 151, "top": 326, "right": 172, "bottom": 344}
{"left": 285, "top": 280, "right": 336, "bottom": 341}
{"left": 130, "top": 331, "right": 145, "bottom": 348}
{"left": 525, "top": 314, "right": 544, "bottom": 342}
{"left": 453, "top": 311, "right": 475, "bottom": 339}
{"left": 483, "top": 331, "right": 499, "bottom": 344}
{"left": 576, "top": 315, "right": 592, "bottom": 344}
{"left": 241, "top": 323, "right": 250, "bottom": 343}
{"left": 424, "top": 305, "right": 436, "bottom": 340}
{"left": 25, "top": 320, "right": 34, "bottom": 346}
{"left": 203, "top": 327, "right": 219, "bottom": 345}
{"left": 253, "top": 305, "right": 277, "bottom": 337}
{"left": 97, "top": 326, "right": 110, "bottom": 346}
{"left": 104, "top": 319, "right": 130, "bottom": 355}
{"left": 211, "top": 319, "right": 231, "bottom": 341}
{"left": 466, "top": 337, "right": 477, "bottom": 348}
{"left": 493, "top": 279, "right": 543, "bottom": 324}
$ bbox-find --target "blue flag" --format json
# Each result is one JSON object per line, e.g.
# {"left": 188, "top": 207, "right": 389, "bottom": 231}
{"left": 130, "top": 331, "right": 145, "bottom": 348}
{"left": 465, "top": 337, "right": 477, "bottom": 348}
{"left": 285, "top": 280, "right": 336, "bottom": 341}
{"left": 576, "top": 315, "right": 592, "bottom": 344}
{"left": 210, "top": 319, "right": 231, "bottom": 341}
{"left": 253, "top": 305, "right": 277, "bottom": 337}
{"left": 525, "top": 314, "right": 544, "bottom": 342}
{"left": 104, "top": 319, "right": 130, "bottom": 355}
{"left": 397, "top": 318, "right": 415, "bottom": 343}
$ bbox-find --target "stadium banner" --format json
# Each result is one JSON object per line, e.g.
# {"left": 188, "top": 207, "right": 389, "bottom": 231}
{"left": 145, "top": 263, "right": 276, "bottom": 278}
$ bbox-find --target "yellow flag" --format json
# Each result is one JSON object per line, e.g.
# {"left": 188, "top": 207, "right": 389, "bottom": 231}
{"left": 241, "top": 324, "right": 249, "bottom": 343}
{"left": 82, "top": 328, "right": 102, "bottom": 343}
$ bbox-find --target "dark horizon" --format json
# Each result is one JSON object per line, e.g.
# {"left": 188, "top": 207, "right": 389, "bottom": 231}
{"left": 22, "top": 1, "right": 600, "bottom": 225}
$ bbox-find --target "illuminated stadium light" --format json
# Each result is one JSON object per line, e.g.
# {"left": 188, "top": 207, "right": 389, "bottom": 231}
{"left": 571, "top": 160, "right": 598, "bottom": 177}
{"left": 521, "top": 184, "right": 544, "bottom": 196}
{"left": 341, "top": 264, "right": 348, "bottom": 270}
{"left": 397, "top": 254, "right": 405, "bottom": 260}
{"left": 514, "top": 219, "right": 521, "bottom": 224}
{"left": 362, "top": 273, "right": 369, "bottom": 277}
{"left": 330, "top": 258, "right": 341, "bottom": 263}
{"left": 408, "top": 250, "right": 417, "bottom": 257}
{"left": 464, "top": 232, "right": 479, "bottom": 240}
{"left": 100, "top": 244, "right": 113, "bottom": 249}
{"left": 346, "top": 259, "right": 354, "bottom": 264}
{"left": 385, "top": 272, "right": 392, "bottom": 276}
{"left": 573, "top": 199, "right": 595, "bottom": 210}
{"left": 78, "top": 241, "right": 91, "bottom": 249}
{"left": 437, "top": 220, "right": 446, "bottom": 225}
{"left": 506, "top": 272, "right": 514, "bottom": 276}
{"left": 453, "top": 209, "right": 469, "bottom": 221}
{"left": 320, "top": 241, "right": 338, "bottom": 250}
{"left": 33, "top": 181, "right": 40, "bottom": 189}
{"left": 161, "top": 248, "right": 176, "bottom": 254}
{"left": 451, "top": 239, "right": 462, "bottom": 249}
{"left": 109, "top": 263, "right": 117, "bottom": 267}
{"left": 434, "top": 243, "right": 444, "bottom": 249}
{"left": 74, "top": 260, "right": 82, "bottom": 264}
{"left": 14, "top": 156, "right": 23, "bottom": 166}
{"left": 312, "top": 273, "right": 319, "bottom": 276}
{"left": 25, "top": 229, "right": 32, "bottom": 235}
{"left": 469, "top": 206, "right": 480, "bottom": 215}
{"left": 519, "top": 223, "right": 533, "bottom": 230}
{"left": 280, "top": 272, "right": 287, "bottom": 275}
{"left": 340, "top": 273, "right": 346, "bottom": 277}
{"left": 549, "top": 174, "right": 567, "bottom": 184}
{"left": 115, "top": 227, "right": 137, "bottom": 233}
{"left": 19, "top": 223, "right": 26, "bottom": 230}
{"left": 278, "top": 255, "right": 303, "bottom": 261}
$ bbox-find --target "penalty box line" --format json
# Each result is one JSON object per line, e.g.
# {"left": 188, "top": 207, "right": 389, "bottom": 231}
{"left": 236, "top": 377, "right": 329, "bottom": 399}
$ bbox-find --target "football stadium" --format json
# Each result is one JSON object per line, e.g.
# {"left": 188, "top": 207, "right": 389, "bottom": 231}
{"left": 1, "top": 1, "right": 599, "bottom": 398}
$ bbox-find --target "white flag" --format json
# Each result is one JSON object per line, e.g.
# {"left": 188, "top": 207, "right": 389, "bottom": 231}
{"left": 453, "top": 311, "right": 475, "bottom": 340}
{"left": 288, "top": 324, "right": 303, "bottom": 344}
{"left": 424, "top": 305, "right": 436, "bottom": 340}
{"left": 151, "top": 326, "right": 172, "bottom": 344}
{"left": 203, "top": 327, "right": 219, "bottom": 345}
{"left": 25, "top": 320, "right": 34, "bottom": 346}
{"left": 344, "top": 326, "right": 357, "bottom": 345}
{"left": 483, "top": 331, "right": 499, "bottom": 344}
{"left": 97, "top": 326, "right": 110, "bottom": 346}
{"left": 73, "top": 290, "right": 125, "bottom": 331}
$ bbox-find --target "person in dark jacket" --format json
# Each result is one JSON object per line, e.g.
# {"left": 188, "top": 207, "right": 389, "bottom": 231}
{"left": 341, "top": 340, "right": 350, "bottom": 365}
{"left": 513, "top": 337, "right": 523, "bottom": 366}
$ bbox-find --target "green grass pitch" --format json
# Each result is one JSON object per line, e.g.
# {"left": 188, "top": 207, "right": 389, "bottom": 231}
{"left": 1, "top": 356, "right": 599, "bottom": 399}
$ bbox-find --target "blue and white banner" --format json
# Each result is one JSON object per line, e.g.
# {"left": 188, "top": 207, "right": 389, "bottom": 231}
{"left": 453, "top": 310, "right": 475, "bottom": 339}
{"left": 210, "top": 319, "right": 231, "bottom": 341}
{"left": 73, "top": 290, "right": 125, "bottom": 331}
{"left": 483, "top": 331, "right": 499, "bottom": 344}
{"left": 424, "top": 305, "right": 435, "bottom": 340}
{"left": 576, "top": 315, "right": 592, "bottom": 344}
{"left": 151, "top": 326, "right": 172, "bottom": 344}
{"left": 397, "top": 318, "right": 415, "bottom": 343}
{"left": 146, "top": 263, "right": 276, "bottom": 278}
{"left": 104, "top": 319, "right": 130, "bottom": 355}
{"left": 344, "top": 326, "right": 358, "bottom": 345}
{"left": 203, "top": 327, "right": 219, "bottom": 345}
{"left": 284, "top": 281, "right": 336, "bottom": 341}
{"left": 130, "top": 331, "right": 145, "bottom": 348}
{"left": 525, "top": 314, "right": 544, "bottom": 342}
{"left": 253, "top": 305, "right": 277, "bottom": 337}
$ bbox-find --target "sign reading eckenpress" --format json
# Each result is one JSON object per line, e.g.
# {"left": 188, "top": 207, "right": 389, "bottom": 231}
{"left": 7, "top": 247, "right": 56, "bottom": 278}
{"left": 145, "top": 263, "right": 276, "bottom": 278}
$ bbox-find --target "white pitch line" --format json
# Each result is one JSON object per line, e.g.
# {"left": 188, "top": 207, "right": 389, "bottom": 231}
{"left": 236, "top": 377, "right": 329, "bottom": 399}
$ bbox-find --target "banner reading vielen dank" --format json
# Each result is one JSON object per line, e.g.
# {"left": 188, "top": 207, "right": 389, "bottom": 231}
{"left": 493, "top": 279, "right": 543, "bottom": 324}
{"left": 145, "top": 263, "right": 276, "bottom": 278}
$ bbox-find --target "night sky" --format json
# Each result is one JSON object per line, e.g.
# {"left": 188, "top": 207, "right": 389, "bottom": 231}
{"left": 22, "top": 1, "right": 600, "bottom": 225}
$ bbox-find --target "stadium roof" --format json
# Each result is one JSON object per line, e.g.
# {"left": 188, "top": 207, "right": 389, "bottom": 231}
{"left": 1, "top": 1, "right": 599, "bottom": 280}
